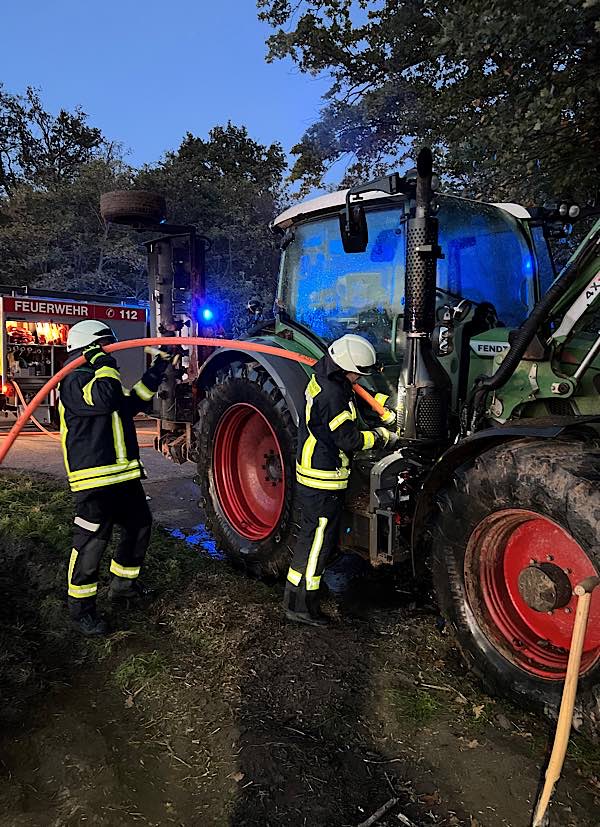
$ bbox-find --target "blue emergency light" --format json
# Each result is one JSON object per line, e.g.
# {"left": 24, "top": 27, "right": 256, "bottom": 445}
{"left": 201, "top": 307, "right": 214, "bottom": 323}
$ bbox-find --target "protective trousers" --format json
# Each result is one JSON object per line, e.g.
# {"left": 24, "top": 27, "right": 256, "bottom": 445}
{"left": 283, "top": 487, "right": 343, "bottom": 616}
{"left": 68, "top": 479, "right": 152, "bottom": 618}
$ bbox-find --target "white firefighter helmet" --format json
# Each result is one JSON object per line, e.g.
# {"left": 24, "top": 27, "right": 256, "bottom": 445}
{"left": 328, "top": 334, "right": 379, "bottom": 375}
{"left": 66, "top": 320, "right": 117, "bottom": 352}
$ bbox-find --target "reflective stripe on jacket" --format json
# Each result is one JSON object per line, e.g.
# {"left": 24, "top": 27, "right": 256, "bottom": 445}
{"left": 296, "top": 354, "right": 378, "bottom": 491}
{"left": 59, "top": 351, "right": 160, "bottom": 492}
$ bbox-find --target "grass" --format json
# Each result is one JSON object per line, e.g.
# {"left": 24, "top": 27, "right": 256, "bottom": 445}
{"left": 88, "top": 629, "right": 137, "bottom": 662}
{"left": 387, "top": 686, "right": 444, "bottom": 726}
{"left": 0, "top": 473, "right": 72, "bottom": 551}
{"left": 114, "top": 650, "right": 168, "bottom": 691}
{"left": 178, "top": 627, "right": 221, "bottom": 653}
{"left": 0, "top": 469, "right": 212, "bottom": 596}
{"left": 568, "top": 733, "right": 600, "bottom": 772}
{"left": 38, "top": 594, "right": 65, "bottom": 628}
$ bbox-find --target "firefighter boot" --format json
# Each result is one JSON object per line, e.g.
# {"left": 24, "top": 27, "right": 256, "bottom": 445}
{"left": 108, "top": 577, "right": 154, "bottom": 603}
{"left": 71, "top": 611, "right": 109, "bottom": 637}
{"left": 283, "top": 582, "right": 329, "bottom": 627}
{"left": 285, "top": 609, "right": 329, "bottom": 628}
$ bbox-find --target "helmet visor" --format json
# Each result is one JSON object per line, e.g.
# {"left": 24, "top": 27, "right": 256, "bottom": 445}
{"left": 355, "top": 360, "right": 383, "bottom": 375}
{"left": 96, "top": 332, "right": 117, "bottom": 344}
{"left": 94, "top": 325, "right": 117, "bottom": 344}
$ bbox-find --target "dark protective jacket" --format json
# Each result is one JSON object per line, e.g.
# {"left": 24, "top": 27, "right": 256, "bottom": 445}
{"left": 59, "top": 349, "right": 161, "bottom": 493}
{"left": 296, "top": 354, "right": 390, "bottom": 491}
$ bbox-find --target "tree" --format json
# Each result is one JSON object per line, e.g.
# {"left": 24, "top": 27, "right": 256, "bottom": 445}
{"left": 258, "top": 0, "right": 600, "bottom": 204}
{"left": 136, "top": 123, "right": 287, "bottom": 333}
{"left": 0, "top": 87, "right": 143, "bottom": 294}
{"left": 0, "top": 147, "right": 144, "bottom": 294}
{"left": 0, "top": 85, "right": 104, "bottom": 195}
{"left": 0, "top": 91, "right": 287, "bottom": 315}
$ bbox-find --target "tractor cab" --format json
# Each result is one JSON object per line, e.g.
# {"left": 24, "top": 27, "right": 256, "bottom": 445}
{"left": 273, "top": 192, "right": 555, "bottom": 415}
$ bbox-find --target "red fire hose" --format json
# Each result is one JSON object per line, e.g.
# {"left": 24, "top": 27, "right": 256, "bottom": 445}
{"left": 11, "top": 379, "right": 61, "bottom": 441}
{"left": 0, "top": 336, "right": 387, "bottom": 465}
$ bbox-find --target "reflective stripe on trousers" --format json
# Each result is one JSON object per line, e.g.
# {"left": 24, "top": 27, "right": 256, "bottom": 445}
{"left": 68, "top": 480, "right": 152, "bottom": 619}
{"left": 306, "top": 519, "right": 326, "bottom": 591}
{"left": 68, "top": 549, "right": 98, "bottom": 598}
{"left": 283, "top": 487, "right": 343, "bottom": 616}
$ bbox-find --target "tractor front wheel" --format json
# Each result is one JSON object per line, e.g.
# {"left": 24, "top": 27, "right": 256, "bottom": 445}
{"left": 429, "top": 439, "right": 600, "bottom": 730}
{"left": 195, "top": 361, "right": 299, "bottom": 578}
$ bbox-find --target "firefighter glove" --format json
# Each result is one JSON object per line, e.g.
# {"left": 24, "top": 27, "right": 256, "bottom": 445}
{"left": 374, "top": 427, "right": 400, "bottom": 449}
{"left": 380, "top": 407, "right": 396, "bottom": 427}
{"left": 372, "top": 393, "right": 396, "bottom": 427}
{"left": 82, "top": 344, "right": 117, "bottom": 369}
{"left": 148, "top": 351, "right": 173, "bottom": 379}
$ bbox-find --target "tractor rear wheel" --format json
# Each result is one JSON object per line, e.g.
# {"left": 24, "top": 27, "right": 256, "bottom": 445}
{"left": 195, "top": 361, "right": 299, "bottom": 578}
{"left": 429, "top": 439, "right": 600, "bottom": 731}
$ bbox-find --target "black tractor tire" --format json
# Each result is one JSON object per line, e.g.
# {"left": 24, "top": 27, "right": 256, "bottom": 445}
{"left": 195, "top": 361, "right": 299, "bottom": 579}
{"left": 427, "top": 438, "right": 600, "bottom": 734}
{"left": 100, "top": 190, "right": 166, "bottom": 226}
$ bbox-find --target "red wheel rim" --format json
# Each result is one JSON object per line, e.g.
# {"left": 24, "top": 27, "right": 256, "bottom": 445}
{"left": 465, "top": 509, "right": 600, "bottom": 680}
{"left": 212, "top": 403, "right": 285, "bottom": 541}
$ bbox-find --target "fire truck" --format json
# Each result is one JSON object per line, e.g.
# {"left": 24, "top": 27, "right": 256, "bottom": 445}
{"left": 0, "top": 288, "right": 148, "bottom": 422}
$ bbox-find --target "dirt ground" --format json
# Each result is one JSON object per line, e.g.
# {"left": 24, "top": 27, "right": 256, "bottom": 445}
{"left": 0, "top": 469, "right": 599, "bottom": 827}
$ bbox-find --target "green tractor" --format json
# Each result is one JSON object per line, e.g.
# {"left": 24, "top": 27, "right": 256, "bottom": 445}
{"left": 102, "top": 150, "right": 600, "bottom": 725}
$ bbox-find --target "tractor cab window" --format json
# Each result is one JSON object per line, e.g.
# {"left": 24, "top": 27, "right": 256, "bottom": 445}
{"left": 436, "top": 198, "right": 538, "bottom": 328}
{"left": 279, "top": 209, "right": 405, "bottom": 356}
{"left": 279, "top": 196, "right": 540, "bottom": 358}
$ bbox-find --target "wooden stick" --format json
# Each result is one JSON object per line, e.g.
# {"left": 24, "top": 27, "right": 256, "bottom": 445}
{"left": 357, "top": 797, "right": 398, "bottom": 827}
{"left": 531, "top": 576, "right": 600, "bottom": 827}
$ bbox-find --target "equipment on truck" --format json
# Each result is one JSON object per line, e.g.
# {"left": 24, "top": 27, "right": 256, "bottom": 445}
{"left": 100, "top": 151, "right": 600, "bottom": 727}
{"left": 0, "top": 288, "right": 147, "bottom": 423}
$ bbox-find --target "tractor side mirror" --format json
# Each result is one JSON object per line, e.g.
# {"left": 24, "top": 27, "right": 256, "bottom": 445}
{"left": 339, "top": 171, "right": 411, "bottom": 254}
{"left": 339, "top": 204, "right": 368, "bottom": 253}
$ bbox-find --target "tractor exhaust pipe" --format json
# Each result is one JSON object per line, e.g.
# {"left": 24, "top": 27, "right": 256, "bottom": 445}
{"left": 400, "top": 148, "right": 450, "bottom": 441}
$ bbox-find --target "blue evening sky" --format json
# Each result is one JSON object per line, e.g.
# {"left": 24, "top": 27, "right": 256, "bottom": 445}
{"left": 0, "top": 0, "right": 330, "bottom": 170}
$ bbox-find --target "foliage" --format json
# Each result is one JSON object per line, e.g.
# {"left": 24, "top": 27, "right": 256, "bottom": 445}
{"left": 0, "top": 89, "right": 286, "bottom": 321}
{"left": 0, "top": 150, "right": 145, "bottom": 295}
{"left": 0, "top": 85, "right": 104, "bottom": 195}
{"left": 258, "top": 0, "right": 600, "bottom": 204}
{"left": 0, "top": 86, "right": 143, "bottom": 294}
{"left": 136, "top": 122, "right": 287, "bottom": 333}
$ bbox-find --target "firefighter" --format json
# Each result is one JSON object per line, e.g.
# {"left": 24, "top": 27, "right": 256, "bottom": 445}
{"left": 59, "top": 319, "right": 172, "bottom": 636}
{"left": 283, "top": 334, "right": 398, "bottom": 627}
